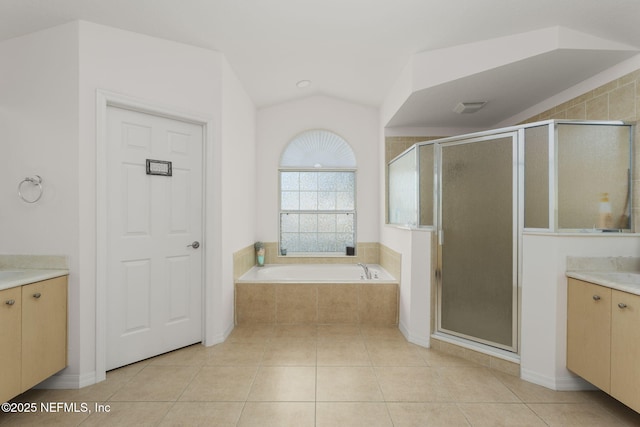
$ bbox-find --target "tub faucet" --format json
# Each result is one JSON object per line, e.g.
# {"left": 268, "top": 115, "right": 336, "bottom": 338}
{"left": 357, "top": 263, "right": 372, "bottom": 279}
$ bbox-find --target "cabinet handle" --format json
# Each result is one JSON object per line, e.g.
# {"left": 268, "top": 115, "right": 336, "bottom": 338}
{"left": 33, "top": 292, "right": 42, "bottom": 299}
{"left": 5, "top": 299, "right": 15, "bottom": 306}
{"left": 592, "top": 295, "right": 601, "bottom": 301}
{"left": 618, "top": 303, "right": 628, "bottom": 309}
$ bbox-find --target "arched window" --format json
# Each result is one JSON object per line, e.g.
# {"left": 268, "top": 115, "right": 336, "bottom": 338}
{"left": 279, "top": 130, "right": 357, "bottom": 255}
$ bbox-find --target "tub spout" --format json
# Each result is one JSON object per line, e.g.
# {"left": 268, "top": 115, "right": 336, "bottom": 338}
{"left": 357, "top": 263, "right": 372, "bottom": 279}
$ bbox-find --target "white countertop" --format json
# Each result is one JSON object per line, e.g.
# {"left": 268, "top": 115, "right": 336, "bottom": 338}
{"left": 566, "top": 271, "right": 640, "bottom": 296}
{"left": 0, "top": 269, "right": 69, "bottom": 291}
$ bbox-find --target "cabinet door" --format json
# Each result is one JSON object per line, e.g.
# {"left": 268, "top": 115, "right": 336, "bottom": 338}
{"left": 21, "top": 276, "right": 67, "bottom": 391}
{"left": 611, "top": 290, "right": 640, "bottom": 413}
{"left": 0, "top": 287, "right": 21, "bottom": 403}
{"left": 566, "top": 278, "right": 611, "bottom": 392}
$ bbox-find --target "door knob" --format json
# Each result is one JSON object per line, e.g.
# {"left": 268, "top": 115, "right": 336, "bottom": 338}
{"left": 187, "top": 241, "right": 200, "bottom": 249}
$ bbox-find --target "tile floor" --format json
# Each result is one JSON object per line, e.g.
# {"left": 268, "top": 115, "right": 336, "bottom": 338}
{"left": 1, "top": 324, "right": 639, "bottom": 426}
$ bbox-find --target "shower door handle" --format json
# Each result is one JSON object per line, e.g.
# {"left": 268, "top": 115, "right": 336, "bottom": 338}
{"left": 187, "top": 241, "right": 200, "bottom": 249}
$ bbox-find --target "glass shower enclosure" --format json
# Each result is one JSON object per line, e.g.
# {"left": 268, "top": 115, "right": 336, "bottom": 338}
{"left": 387, "top": 120, "right": 633, "bottom": 353}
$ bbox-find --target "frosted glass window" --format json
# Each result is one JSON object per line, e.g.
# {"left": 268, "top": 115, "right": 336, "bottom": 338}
{"left": 524, "top": 125, "right": 550, "bottom": 229}
{"left": 388, "top": 147, "right": 417, "bottom": 226}
{"left": 279, "top": 170, "right": 356, "bottom": 254}
{"left": 557, "top": 124, "right": 632, "bottom": 230}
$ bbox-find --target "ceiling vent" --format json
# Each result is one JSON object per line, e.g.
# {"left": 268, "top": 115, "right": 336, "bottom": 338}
{"left": 453, "top": 101, "right": 487, "bottom": 114}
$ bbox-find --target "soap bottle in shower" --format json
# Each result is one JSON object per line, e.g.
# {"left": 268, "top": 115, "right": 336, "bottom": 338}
{"left": 598, "top": 193, "right": 613, "bottom": 229}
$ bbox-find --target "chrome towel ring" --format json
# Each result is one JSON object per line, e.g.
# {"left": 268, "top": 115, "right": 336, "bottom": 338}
{"left": 18, "top": 175, "right": 43, "bottom": 203}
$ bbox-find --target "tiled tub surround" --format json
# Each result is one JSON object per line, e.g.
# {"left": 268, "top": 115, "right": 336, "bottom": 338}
{"left": 235, "top": 264, "right": 398, "bottom": 325}
{"left": 233, "top": 242, "right": 401, "bottom": 278}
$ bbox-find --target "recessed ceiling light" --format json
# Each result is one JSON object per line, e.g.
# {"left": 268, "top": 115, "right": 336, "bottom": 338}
{"left": 453, "top": 101, "right": 487, "bottom": 114}
{"left": 296, "top": 80, "right": 311, "bottom": 88}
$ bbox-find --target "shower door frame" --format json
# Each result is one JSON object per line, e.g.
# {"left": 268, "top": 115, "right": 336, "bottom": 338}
{"left": 435, "top": 131, "right": 521, "bottom": 353}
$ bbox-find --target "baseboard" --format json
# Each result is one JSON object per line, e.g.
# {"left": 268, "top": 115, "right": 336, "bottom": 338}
{"left": 35, "top": 371, "right": 96, "bottom": 390}
{"left": 204, "top": 321, "right": 234, "bottom": 347}
{"left": 398, "top": 322, "right": 430, "bottom": 348}
{"left": 520, "top": 367, "right": 597, "bottom": 391}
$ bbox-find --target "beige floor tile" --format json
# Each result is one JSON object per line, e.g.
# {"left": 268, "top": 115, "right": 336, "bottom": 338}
{"left": 10, "top": 324, "right": 640, "bottom": 426}
{"left": 179, "top": 366, "right": 257, "bottom": 402}
{"left": 237, "top": 402, "right": 315, "bottom": 427}
{"left": 584, "top": 392, "right": 640, "bottom": 425}
{"left": 317, "top": 324, "right": 362, "bottom": 342}
{"left": 272, "top": 324, "right": 318, "bottom": 339}
{"left": 375, "top": 367, "right": 446, "bottom": 402}
{"left": 360, "top": 325, "right": 406, "bottom": 341}
{"left": 317, "top": 340, "right": 371, "bottom": 366}
{"left": 106, "top": 358, "right": 151, "bottom": 381}
{"left": 458, "top": 403, "right": 547, "bottom": 426}
{"left": 22, "top": 381, "right": 125, "bottom": 404}
{"left": 316, "top": 402, "right": 393, "bottom": 427}
{"left": 366, "top": 341, "right": 427, "bottom": 366}
{"left": 317, "top": 367, "right": 383, "bottom": 401}
{"left": 108, "top": 366, "right": 200, "bottom": 402}
{"left": 149, "top": 343, "right": 209, "bottom": 367}
{"left": 0, "top": 403, "right": 93, "bottom": 427}
{"left": 158, "top": 402, "right": 243, "bottom": 426}
{"left": 226, "top": 324, "right": 275, "bottom": 343}
{"left": 417, "top": 347, "right": 481, "bottom": 368}
{"left": 206, "top": 342, "right": 265, "bottom": 366}
{"left": 247, "top": 366, "right": 316, "bottom": 401}
{"left": 528, "top": 402, "right": 636, "bottom": 426}
{"left": 261, "top": 340, "right": 316, "bottom": 366}
{"left": 387, "top": 402, "right": 471, "bottom": 427}
{"left": 82, "top": 402, "right": 173, "bottom": 427}
{"left": 9, "top": 374, "right": 128, "bottom": 404}
{"left": 437, "top": 367, "right": 520, "bottom": 402}
{"left": 492, "top": 371, "right": 593, "bottom": 403}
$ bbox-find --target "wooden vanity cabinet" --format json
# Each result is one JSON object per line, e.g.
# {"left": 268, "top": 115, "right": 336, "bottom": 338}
{"left": 0, "top": 287, "right": 22, "bottom": 403}
{"left": 567, "top": 278, "right": 640, "bottom": 413}
{"left": 610, "top": 289, "right": 640, "bottom": 412}
{"left": 566, "top": 278, "right": 611, "bottom": 392}
{"left": 0, "top": 276, "right": 67, "bottom": 403}
{"left": 21, "top": 276, "right": 68, "bottom": 391}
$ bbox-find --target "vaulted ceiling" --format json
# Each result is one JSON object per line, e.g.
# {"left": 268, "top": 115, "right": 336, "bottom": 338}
{"left": 1, "top": 0, "right": 639, "bottom": 128}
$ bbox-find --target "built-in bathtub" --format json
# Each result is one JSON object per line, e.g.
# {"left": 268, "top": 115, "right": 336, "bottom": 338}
{"left": 235, "top": 264, "right": 398, "bottom": 325}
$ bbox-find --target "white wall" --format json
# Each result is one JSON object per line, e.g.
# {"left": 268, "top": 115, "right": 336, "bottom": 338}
{"left": 384, "top": 226, "right": 433, "bottom": 347}
{"left": 0, "top": 22, "right": 80, "bottom": 381}
{"left": 0, "top": 20, "right": 256, "bottom": 389}
{"left": 256, "top": 95, "right": 379, "bottom": 243}
{"left": 220, "top": 58, "right": 257, "bottom": 333}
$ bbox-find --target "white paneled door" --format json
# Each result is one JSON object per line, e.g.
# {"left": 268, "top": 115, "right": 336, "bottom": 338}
{"left": 106, "top": 106, "right": 203, "bottom": 370}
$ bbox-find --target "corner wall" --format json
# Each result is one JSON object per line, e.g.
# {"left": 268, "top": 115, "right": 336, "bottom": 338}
{"left": 0, "top": 22, "right": 81, "bottom": 383}
{"left": 0, "top": 20, "right": 256, "bottom": 389}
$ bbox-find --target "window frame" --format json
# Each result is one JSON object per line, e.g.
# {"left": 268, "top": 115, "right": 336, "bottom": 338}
{"left": 278, "top": 167, "right": 357, "bottom": 257}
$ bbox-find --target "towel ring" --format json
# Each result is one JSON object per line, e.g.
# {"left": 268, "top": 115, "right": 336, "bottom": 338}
{"left": 18, "top": 175, "right": 43, "bottom": 203}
